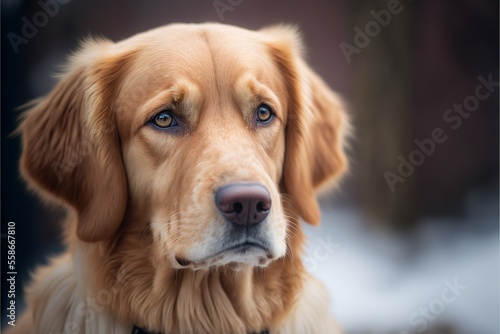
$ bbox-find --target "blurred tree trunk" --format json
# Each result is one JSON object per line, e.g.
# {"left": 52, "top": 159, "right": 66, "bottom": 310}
{"left": 346, "top": 1, "right": 416, "bottom": 228}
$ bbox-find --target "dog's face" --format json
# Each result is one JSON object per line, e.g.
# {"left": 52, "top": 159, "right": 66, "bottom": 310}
{"left": 19, "top": 23, "right": 348, "bottom": 271}
{"left": 119, "top": 26, "right": 289, "bottom": 268}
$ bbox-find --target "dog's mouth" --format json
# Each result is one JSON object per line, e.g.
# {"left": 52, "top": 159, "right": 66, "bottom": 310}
{"left": 221, "top": 241, "right": 269, "bottom": 254}
{"left": 174, "top": 241, "right": 274, "bottom": 270}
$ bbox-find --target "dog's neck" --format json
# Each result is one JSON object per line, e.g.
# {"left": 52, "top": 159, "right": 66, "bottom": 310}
{"left": 74, "top": 211, "right": 305, "bottom": 334}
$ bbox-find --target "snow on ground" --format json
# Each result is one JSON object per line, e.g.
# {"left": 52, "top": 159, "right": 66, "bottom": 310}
{"left": 303, "top": 187, "right": 499, "bottom": 334}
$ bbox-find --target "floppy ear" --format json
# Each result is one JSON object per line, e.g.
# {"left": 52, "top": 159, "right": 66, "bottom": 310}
{"left": 19, "top": 39, "right": 137, "bottom": 242}
{"left": 263, "top": 26, "right": 349, "bottom": 225}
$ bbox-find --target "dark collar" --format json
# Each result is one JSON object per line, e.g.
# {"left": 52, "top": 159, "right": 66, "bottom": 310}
{"left": 132, "top": 325, "right": 269, "bottom": 334}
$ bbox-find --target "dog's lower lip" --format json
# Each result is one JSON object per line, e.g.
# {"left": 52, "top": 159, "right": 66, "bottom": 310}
{"left": 195, "top": 241, "right": 273, "bottom": 262}
{"left": 223, "top": 241, "right": 267, "bottom": 253}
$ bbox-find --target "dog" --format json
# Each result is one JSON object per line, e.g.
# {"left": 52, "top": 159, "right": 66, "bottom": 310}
{"left": 10, "top": 23, "right": 348, "bottom": 334}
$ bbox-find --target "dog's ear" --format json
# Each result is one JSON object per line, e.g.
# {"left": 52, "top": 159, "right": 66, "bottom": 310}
{"left": 19, "top": 39, "right": 137, "bottom": 242}
{"left": 262, "top": 26, "right": 349, "bottom": 225}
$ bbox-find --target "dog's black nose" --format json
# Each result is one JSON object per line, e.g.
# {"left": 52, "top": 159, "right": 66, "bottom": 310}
{"left": 215, "top": 183, "right": 271, "bottom": 227}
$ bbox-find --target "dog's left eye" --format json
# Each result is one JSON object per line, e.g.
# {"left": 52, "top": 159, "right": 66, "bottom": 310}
{"left": 256, "top": 104, "right": 274, "bottom": 124}
{"left": 151, "top": 111, "right": 178, "bottom": 129}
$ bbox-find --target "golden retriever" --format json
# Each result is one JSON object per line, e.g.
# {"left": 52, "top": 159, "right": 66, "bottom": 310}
{"left": 10, "top": 23, "right": 348, "bottom": 334}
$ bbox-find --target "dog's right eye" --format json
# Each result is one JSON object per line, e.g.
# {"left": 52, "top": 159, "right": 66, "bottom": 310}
{"left": 150, "top": 111, "right": 178, "bottom": 129}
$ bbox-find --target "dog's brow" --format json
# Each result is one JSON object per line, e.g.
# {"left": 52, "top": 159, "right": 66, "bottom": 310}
{"left": 176, "top": 80, "right": 202, "bottom": 123}
{"left": 235, "top": 75, "right": 282, "bottom": 121}
{"left": 140, "top": 80, "right": 201, "bottom": 125}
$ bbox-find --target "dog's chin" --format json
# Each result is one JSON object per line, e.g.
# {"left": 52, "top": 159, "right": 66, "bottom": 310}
{"left": 172, "top": 244, "right": 277, "bottom": 271}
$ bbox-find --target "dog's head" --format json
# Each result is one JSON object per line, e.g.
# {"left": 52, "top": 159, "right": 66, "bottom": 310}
{"left": 20, "top": 23, "right": 348, "bottom": 270}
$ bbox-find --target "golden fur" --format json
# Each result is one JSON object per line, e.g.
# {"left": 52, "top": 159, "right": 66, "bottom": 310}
{"left": 9, "top": 23, "right": 348, "bottom": 334}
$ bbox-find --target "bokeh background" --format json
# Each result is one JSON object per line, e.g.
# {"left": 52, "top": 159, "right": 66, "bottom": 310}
{"left": 1, "top": 0, "right": 498, "bottom": 333}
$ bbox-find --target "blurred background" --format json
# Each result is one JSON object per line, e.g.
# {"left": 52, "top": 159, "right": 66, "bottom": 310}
{"left": 1, "top": 0, "right": 498, "bottom": 333}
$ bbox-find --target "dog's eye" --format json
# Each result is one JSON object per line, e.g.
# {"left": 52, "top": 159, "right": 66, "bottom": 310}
{"left": 256, "top": 104, "right": 274, "bottom": 124}
{"left": 151, "top": 111, "right": 177, "bottom": 128}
